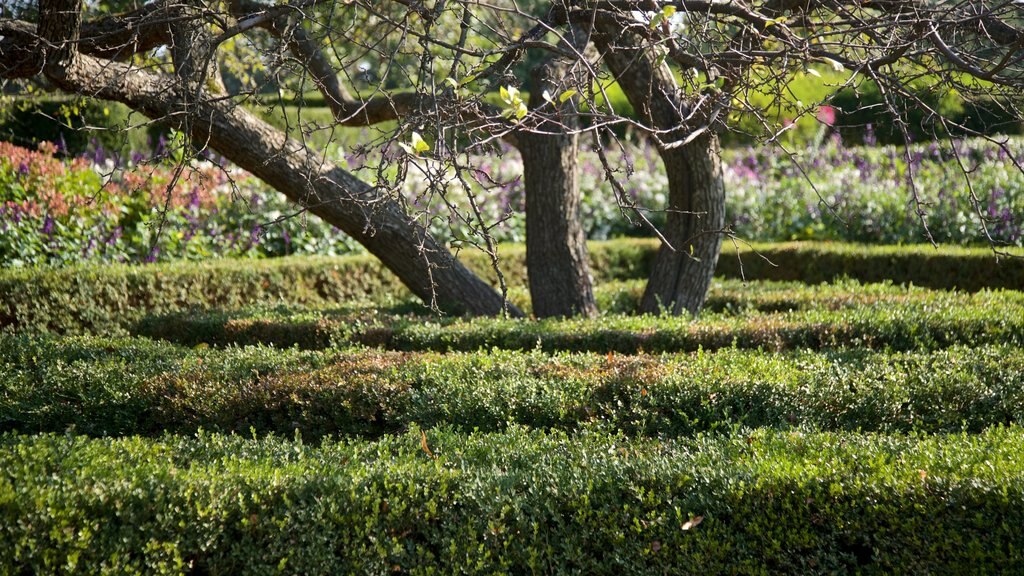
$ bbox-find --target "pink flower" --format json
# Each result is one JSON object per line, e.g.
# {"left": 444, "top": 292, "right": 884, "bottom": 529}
{"left": 817, "top": 105, "right": 837, "bottom": 126}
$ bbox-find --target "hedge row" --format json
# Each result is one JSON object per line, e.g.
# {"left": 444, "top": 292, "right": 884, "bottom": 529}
{"left": 3, "top": 240, "right": 1022, "bottom": 334}
{"left": 4, "top": 334, "right": 1024, "bottom": 439}
{"left": 2, "top": 427, "right": 1023, "bottom": 574}
{"left": 563, "top": 277, "right": 1009, "bottom": 316}
{"left": 133, "top": 288, "right": 1024, "bottom": 353}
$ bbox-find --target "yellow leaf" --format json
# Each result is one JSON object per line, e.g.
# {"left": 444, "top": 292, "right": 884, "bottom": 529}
{"left": 420, "top": 429, "right": 436, "bottom": 459}
{"left": 403, "top": 131, "right": 431, "bottom": 155}
{"left": 681, "top": 515, "right": 704, "bottom": 530}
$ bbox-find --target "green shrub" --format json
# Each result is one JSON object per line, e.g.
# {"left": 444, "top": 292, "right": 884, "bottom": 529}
{"left": 713, "top": 242, "right": 1024, "bottom": 291}
{"left": 831, "top": 82, "right": 1021, "bottom": 144}
{"left": 0, "top": 254, "right": 409, "bottom": 334}
{"left": 130, "top": 285, "right": 1024, "bottom": 353}
{"left": 0, "top": 96, "right": 158, "bottom": 156}
{"left": 1, "top": 427, "right": 1023, "bottom": 574}
{"left": 3, "top": 239, "right": 1022, "bottom": 335}
{"left": 4, "top": 335, "right": 1024, "bottom": 439}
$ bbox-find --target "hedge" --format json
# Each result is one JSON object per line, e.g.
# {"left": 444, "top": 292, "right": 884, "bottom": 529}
{"left": 0, "top": 96, "right": 159, "bottom": 156}
{"left": 3, "top": 334, "right": 1024, "bottom": 439}
{"left": 131, "top": 286, "right": 1024, "bottom": 353}
{"left": 3, "top": 240, "right": 1022, "bottom": 335}
{"left": 2, "top": 427, "right": 1023, "bottom": 574}
{"left": 713, "top": 242, "right": 1024, "bottom": 292}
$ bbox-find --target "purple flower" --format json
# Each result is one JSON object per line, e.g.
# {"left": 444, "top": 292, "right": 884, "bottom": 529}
{"left": 106, "top": 227, "right": 123, "bottom": 246}
{"left": 282, "top": 228, "right": 292, "bottom": 252}
{"left": 863, "top": 124, "right": 877, "bottom": 146}
{"left": 89, "top": 139, "right": 109, "bottom": 166}
{"left": 154, "top": 134, "right": 168, "bottom": 158}
{"left": 41, "top": 216, "right": 55, "bottom": 236}
{"left": 188, "top": 189, "right": 202, "bottom": 210}
{"left": 17, "top": 163, "right": 29, "bottom": 178}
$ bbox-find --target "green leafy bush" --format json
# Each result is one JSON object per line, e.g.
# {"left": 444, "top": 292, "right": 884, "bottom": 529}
{"left": 0, "top": 96, "right": 156, "bottom": 156}
{"left": 3, "top": 135, "right": 1023, "bottom": 269}
{"left": 1, "top": 427, "right": 1023, "bottom": 574}
{"left": 3, "top": 335, "right": 1024, "bottom": 439}
{"left": 0, "top": 141, "right": 363, "bottom": 267}
{"left": 3, "top": 239, "right": 1022, "bottom": 335}
{"left": 132, "top": 286, "right": 1024, "bottom": 353}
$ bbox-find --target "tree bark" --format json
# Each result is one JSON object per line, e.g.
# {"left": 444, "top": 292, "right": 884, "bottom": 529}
{"left": 519, "top": 52, "right": 597, "bottom": 318}
{"left": 642, "top": 136, "right": 725, "bottom": 315}
{"left": 32, "top": 0, "right": 518, "bottom": 317}
{"left": 594, "top": 22, "right": 726, "bottom": 316}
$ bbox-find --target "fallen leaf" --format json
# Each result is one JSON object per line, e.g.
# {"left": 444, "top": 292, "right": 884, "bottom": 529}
{"left": 420, "top": 429, "right": 436, "bottom": 459}
{"left": 682, "top": 515, "right": 704, "bottom": 530}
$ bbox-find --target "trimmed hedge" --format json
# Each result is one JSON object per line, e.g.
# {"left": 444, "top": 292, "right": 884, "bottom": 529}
{"left": 132, "top": 287, "right": 1024, "bottom": 353}
{"left": 713, "top": 242, "right": 1024, "bottom": 291}
{"left": 2, "top": 427, "right": 1023, "bottom": 574}
{"left": 0, "top": 253, "right": 409, "bottom": 335}
{"left": 3, "top": 335, "right": 1024, "bottom": 439}
{"left": 0, "top": 96, "right": 158, "bottom": 156}
{"left": 3, "top": 240, "right": 1022, "bottom": 335}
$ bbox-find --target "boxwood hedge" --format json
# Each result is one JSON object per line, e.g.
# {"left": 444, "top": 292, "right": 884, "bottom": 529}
{"left": 2, "top": 427, "right": 1022, "bottom": 575}
{"left": 130, "top": 286, "right": 1024, "bottom": 353}
{"left": 4, "top": 335, "right": 1023, "bottom": 439}
{"left": 3, "top": 240, "right": 1022, "bottom": 335}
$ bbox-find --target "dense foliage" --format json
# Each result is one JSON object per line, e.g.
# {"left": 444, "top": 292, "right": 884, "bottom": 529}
{"left": 3, "top": 336, "right": 1024, "bottom": 438}
{"left": 0, "top": 141, "right": 359, "bottom": 266}
{"left": 3, "top": 243, "right": 1024, "bottom": 572}
{"left": 2, "top": 136, "right": 1022, "bottom": 267}
{"left": 3, "top": 239, "right": 1022, "bottom": 335}
{"left": 129, "top": 285, "right": 1024, "bottom": 352}
{"left": 2, "top": 427, "right": 1023, "bottom": 574}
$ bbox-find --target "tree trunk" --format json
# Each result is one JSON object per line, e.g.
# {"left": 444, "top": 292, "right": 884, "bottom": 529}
{"left": 33, "top": 0, "right": 517, "bottom": 317}
{"left": 520, "top": 55, "right": 597, "bottom": 318}
{"left": 641, "top": 135, "right": 725, "bottom": 315}
{"left": 594, "top": 23, "right": 726, "bottom": 316}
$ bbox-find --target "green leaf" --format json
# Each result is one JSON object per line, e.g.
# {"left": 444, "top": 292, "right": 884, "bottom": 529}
{"left": 411, "top": 132, "right": 431, "bottom": 153}
{"left": 650, "top": 5, "right": 676, "bottom": 29}
{"left": 558, "top": 89, "right": 578, "bottom": 103}
{"left": 400, "top": 131, "right": 431, "bottom": 155}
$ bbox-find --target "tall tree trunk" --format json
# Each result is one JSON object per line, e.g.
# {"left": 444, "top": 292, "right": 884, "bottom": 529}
{"left": 594, "top": 23, "right": 726, "bottom": 316}
{"left": 642, "top": 136, "right": 725, "bottom": 315}
{"left": 34, "top": 0, "right": 517, "bottom": 317}
{"left": 520, "top": 53, "right": 597, "bottom": 318}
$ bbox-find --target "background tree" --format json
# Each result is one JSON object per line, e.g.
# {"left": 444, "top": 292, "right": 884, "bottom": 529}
{"left": 1, "top": 0, "right": 1021, "bottom": 317}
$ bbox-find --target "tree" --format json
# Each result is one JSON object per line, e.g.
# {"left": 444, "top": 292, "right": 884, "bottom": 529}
{"left": 2, "top": 0, "right": 1022, "bottom": 317}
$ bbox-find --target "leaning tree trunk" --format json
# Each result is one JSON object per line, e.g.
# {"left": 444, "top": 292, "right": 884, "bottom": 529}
{"left": 519, "top": 50, "right": 597, "bottom": 318}
{"left": 29, "top": 0, "right": 517, "bottom": 317}
{"left": 594, "top": 22, "right": 726, "bottom": 316}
